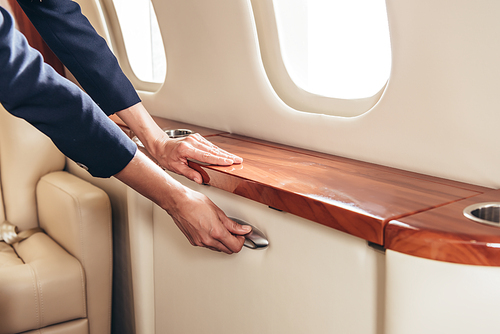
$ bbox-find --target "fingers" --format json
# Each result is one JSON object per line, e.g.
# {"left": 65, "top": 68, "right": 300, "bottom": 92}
{"left": 156, "top": 133, "right": 242, "bottom": 182}
{"left": 199, "top": 219, "right": 246, "bottom": 254}
{"left": 184, "top": 134, "right": 243, "bottom": 165}
{"left": 187, "top": 223, "right": 245, "bottom": 254}
{"left": 170, "top": 190, "right": 248, "bottom": 254}
{"left": 221, "top": 215, "right": 252, "bottom": 236}
{"left": 189, "top": 147, "right": 236, "bottom": 166}
{"left": 204, "top": 235, "right": 245, "bottom": 254}
{"left": 175, "top": 163, "right": 204, "bottom": 184}
{"left": 209, "top": 213, "right": 251, "bottom": 253}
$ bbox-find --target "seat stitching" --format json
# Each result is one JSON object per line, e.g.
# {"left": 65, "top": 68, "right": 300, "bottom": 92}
{"left": 30, "top": 263, "right": 45, "bottom": 328}
{"left": 78, "top": 261, "right": 87, "bottom": 317}
{"left": 27, "top": 263, "right": 41, "bottom": 329}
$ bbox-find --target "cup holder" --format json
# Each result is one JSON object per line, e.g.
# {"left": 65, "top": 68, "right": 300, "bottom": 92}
{"left": 463, "top": 202, "right": 500, "bottom": 227}
{"left": 164, "top": 129, "right": 193, "bottom": 138}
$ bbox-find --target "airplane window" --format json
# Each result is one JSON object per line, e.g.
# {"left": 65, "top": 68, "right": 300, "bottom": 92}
{"left": 272, "top": 0, "right": 391, "bottom": 99}
{"left": 112, "top": 0, "right": 166, "bottom": 83}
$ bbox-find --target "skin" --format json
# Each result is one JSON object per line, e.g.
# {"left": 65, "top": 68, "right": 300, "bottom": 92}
{"left": 115, "top": 102, "right": 250, "bottom": 254}
{"left": 117, "top": 102, "right": 242, "bottom": 184}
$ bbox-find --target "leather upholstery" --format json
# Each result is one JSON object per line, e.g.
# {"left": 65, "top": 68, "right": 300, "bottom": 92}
{"left": 0, "top": 241, "right": 22, "bottom": 267}
{"left": 37, "top": 172, "right": 113, "bottom": 334}
{"left": 21, "top": 319, "right": 89, "bottom": 334}
{"left": 0, "top": 105, "right": 65, "bottom": 231}
{"left": 0, "top": 105, "right": 112, "bottom": 334}
{"left": 0, "top": 233, "right": 86, "bottom": 334}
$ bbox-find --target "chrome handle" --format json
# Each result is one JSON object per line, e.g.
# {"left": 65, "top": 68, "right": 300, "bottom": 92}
{"left": 230, "top": 218, "right": 269, "bottom": 249}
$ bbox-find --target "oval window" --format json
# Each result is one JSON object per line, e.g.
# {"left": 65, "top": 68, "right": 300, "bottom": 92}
{"left": 272, "top": 0, "right": 391, "bottom": 99}
{"left": 112, "top": 0, "right": 166, "bottom": 83}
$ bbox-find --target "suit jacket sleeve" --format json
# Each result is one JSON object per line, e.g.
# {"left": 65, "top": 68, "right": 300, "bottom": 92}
{"left": 0, "top": 7, "right": 136, "bottom": 178}
{"left": 16, "top": 0, "right": 141, "bottom": 115}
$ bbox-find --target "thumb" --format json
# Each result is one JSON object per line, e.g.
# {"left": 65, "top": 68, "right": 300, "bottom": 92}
{"left": 223, "top": 217, "right": 252, "bottom": 235}
{"left": 175, "top": 165, "right": 203, "bottom": 184}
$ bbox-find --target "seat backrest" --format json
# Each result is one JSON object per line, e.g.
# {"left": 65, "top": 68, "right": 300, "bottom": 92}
{"left": 0, "top": 105, "right": 65, "bottom": 230}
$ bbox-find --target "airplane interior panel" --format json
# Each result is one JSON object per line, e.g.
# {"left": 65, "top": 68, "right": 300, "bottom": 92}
{"left": 1, "top": 0, "right": 500, "bottom": 333}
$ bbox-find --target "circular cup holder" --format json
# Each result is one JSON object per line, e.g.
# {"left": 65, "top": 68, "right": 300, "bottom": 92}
{"left": 463, "top": 202, "right": 500, "bottom": 227}
{"left": 164, "top": 129, "right": 193, "bottom": 138}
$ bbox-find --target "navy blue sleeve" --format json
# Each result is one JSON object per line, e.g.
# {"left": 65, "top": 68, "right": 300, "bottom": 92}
{"left": 0, "top": 7, "right": 136, "bottom": 178}
{"left": 16, "top": 0, "right": 141, "bottom": 115}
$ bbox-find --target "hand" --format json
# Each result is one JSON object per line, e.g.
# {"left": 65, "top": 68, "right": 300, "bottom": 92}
{"left": 115, "top": 150, "right": 251, "bottom": 254}
{"left": 167, "top": 186, "right": 251, "bottom": 254}
{"left": 115, "top": 102, "right": 243, "bottom": 184}
{"left": 152, "top": 132, "right": 242, "bottom": 184}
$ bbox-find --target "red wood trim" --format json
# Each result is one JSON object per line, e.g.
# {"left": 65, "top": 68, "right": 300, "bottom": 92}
{"left": 6, "top": 0, "right": 65, "bottom": 76}
{"left": 386, "top": 189, "right": 500, "bottom": 266}
{"left": 190, "top": 135, "right": 483, "bottom": 245}
{"left": 114, "top": 115, "right": 500, "bottom": 264}
{"left": 219, "top": 134, "right": 489, "bottom": 193}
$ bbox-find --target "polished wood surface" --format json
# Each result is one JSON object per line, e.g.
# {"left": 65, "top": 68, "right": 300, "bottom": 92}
{"left": 220, "top": 134, "right": 489, "bottom": 193}
{"left": 116, "top": 116, "right": 500, "bottom": 263}
{"left": 386, "top": 189, "right": 500, "bottom": 266}
{"left": 189, "top": 136, "right": 483, "bottom": 244}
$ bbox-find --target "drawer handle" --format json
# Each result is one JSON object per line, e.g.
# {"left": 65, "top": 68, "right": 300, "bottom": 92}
{"left": 231, "top": 218, "right": 269, "bottom": 249}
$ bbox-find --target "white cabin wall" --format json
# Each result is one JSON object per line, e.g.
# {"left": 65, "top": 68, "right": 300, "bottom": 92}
{"left": 386, "top": 250, "right": 500, "bottom": 334}
{"left": 136, "top": 0, "right": 500, "bottom": 188}
{"left": 65, "top": 2, "right": 500, "bottom": 334}
{"left": 152, "top": 173, "right": 386, "bottom": 334}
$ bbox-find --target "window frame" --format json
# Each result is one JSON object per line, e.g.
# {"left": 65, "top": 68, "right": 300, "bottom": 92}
{"left": 98, "top": 0, "right": 166, "bottom": 92}
{"left": 250, "top": 0, "right": 390, "bottom": 117}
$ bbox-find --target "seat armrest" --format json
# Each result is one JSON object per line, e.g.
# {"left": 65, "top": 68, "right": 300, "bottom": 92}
{"left": 36, "top": 171, "right": 112, "bottom": 334}
{"left": 1, "top": 233, "right": 86, "bottom": 334}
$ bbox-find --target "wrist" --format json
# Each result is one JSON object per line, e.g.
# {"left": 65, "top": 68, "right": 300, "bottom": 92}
{"left": 115, "top": 102, "right": 166, "bottom": 156}
{"left": 148, "top": 132, "right": 171, "bottom": 162}
{"left": 114, "top": 150, "right": 184, "bottom": 211}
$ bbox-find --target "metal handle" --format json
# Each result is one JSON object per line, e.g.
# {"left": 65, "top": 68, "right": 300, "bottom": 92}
{"left": 230, "top": 218, "right": 269, "bottom": 249}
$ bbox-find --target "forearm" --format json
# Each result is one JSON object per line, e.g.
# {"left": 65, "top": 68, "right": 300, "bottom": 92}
{"left": 116, "top": 102, "right": 166, "bottom": 158}
{"left": 114, "top": 149, "right": 184, "bottom": 212}
{"left": 114, "top": 150, "right": 251, "bottom": 254}
{"left": 0, "top": 7, "right": 136, "bottom": 177}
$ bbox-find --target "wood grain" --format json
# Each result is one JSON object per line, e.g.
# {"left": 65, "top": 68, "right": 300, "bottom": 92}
{"left": 115, "top": 116, "right": 500, "bottom": 262}
{"left": 191, "top": 136, "right": 482, "bottom": 244}
{"left": 386, "top": 189, "right": 500, "bottom": 266}
{"left": 220, "top": 134, "right": 489, "bottom": 194}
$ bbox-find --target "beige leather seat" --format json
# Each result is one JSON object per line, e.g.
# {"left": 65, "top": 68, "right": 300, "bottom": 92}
{"left": 0, "top": 105, "right": 112, "bottom": 334}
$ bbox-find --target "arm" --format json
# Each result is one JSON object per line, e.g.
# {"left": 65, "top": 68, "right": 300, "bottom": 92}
{"left": 0, "top": 7, "right": 249, "bottom": 252}
{"left": 0, "top": 6, "right": 136, "bottom": 177}
{"left": 115, "top": 150, "right": 251, "bottom": 254}
{"left": 17, "top": 0, "right": 243, "bottom": 181}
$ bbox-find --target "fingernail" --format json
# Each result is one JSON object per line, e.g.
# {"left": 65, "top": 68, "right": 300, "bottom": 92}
{"left": 234, "top": 156, "right": 243, "bottom": 164}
